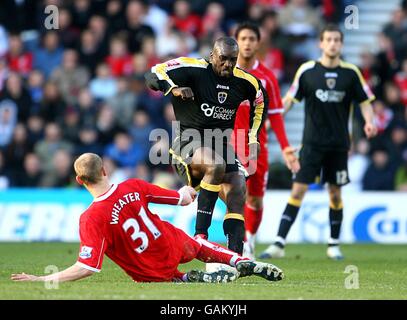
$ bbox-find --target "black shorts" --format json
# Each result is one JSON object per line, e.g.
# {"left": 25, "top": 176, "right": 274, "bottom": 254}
{"left": 294, "top": 145, "right": 350, "bottom": 186}
{"left": 169, "top": 135, "right": 248, "bottom": 189}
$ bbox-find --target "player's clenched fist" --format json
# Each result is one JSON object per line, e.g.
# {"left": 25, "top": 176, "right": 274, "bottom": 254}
{"left": 364, "top": 122, "right": 378, "bottom": 139}
{"left": 178, "top": 186, "right": 197, "bottom": 205}
{"left": 171, "top": 87, "right": 194, "bottom": 100}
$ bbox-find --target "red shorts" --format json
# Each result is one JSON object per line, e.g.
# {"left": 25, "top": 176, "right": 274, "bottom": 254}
{"left": 246, "top": 146, "right": 269, "bottom": 197}
{"left": 166, "top": 222, "right": 201, "bottom": 269}
{"left": 130, "top": 222, "right": 201, "bottom": 282}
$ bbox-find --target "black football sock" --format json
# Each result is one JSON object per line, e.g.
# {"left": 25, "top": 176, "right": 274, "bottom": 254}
{"left": 223, "top": 213, "right": 245, "bottom": 254}
{"left": 329, "top": 202, "right": 343, "bottom": 246}
{"left": 275, "top": 197, "right": 302, "bottom": 248}
{"left": 195, "top": 181, "right": 221, "bottom": 237}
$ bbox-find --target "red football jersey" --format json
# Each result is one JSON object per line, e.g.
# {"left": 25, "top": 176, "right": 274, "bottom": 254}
{"left": 234, "top": 60, "right": 284, "bottom": 146}
{"left": 76, "top": 179, "right": 187, "bottom": 282}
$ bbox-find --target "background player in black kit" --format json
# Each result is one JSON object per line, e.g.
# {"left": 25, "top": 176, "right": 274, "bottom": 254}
{"left": 260, "top": 24, "right": 378, "bottom": 260}
{"left": 146, "top": 37, "right": 267, "bottom": 256}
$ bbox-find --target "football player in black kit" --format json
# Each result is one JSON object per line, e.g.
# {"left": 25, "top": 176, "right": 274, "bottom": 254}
{"left": 145, "top": 37, "right": 268, "bottom": 257}
{"left": 259, "top": 24, "right": 378, "bottom": 260}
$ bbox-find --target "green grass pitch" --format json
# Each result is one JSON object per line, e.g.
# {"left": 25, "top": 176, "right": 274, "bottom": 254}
{"left": 1, "top": 243, "right": 406, "bottom": 300}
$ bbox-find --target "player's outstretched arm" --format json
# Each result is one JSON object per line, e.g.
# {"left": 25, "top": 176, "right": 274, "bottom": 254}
{"left": 267, "top": 108, "right": 300, "bottom": 173}
{"left": 11, "top": 264, "right": 94, "bottom": 283}
{"left": 171, "top": 87, "right": 194, "bottom": 100}
{"left": 360, "top": 101, "right": 378, "bottom": 138}
{"left": 150, "top": 57, "right": 203, "bottom": 96}
{"left": 268, "top": 114, "right": 300, "bottom": 173}
{"left": 282, "top": 95, "right": 294, "bottom": 115}
{"left": 139, "top": 179, "right": 196, "bottom": 206}
{"left": 145, "top": 71, "right": 194, "bottom": 99}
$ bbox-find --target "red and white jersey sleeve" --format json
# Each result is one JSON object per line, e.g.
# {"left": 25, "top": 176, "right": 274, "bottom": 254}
{"left": 127, "top": 179, "right": 182, "bottom": 205}
{"left": 234, "top": 61, "right": 288, "bottom": 149}
{"left": 259, "top": 63, "right": 289, "bottom": 150}
{"left": 258, "top": 63, "right": 284, "bottom": 116}
{"left": 76, "top": 213, "right": 108, "bottom": 272}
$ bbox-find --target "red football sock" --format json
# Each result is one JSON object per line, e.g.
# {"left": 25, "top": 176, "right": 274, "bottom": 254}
{"left": 194, "top": 237, "right": 250, "bottom": 266}
{"left": 244, "top": 203, "right": 263, "bottom": 235}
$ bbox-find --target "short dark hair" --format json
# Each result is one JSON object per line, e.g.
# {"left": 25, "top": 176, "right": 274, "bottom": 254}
{"left": 319, "top": 24, "right": 344, "bottom": 42}
{"left": 214, "top": 37, "right": 238, "bottom": 49}
{"left": 234, "top": 21, "right": 261, "bottom": 41}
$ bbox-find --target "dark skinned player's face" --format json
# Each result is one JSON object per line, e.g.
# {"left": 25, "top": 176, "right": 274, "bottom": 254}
{"left": 211, "top": 45, "right": 238, "bottom": 78}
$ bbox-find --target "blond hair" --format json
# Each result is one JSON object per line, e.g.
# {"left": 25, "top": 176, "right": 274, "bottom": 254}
{"left": 74, "top": 153, "right": 103, "bottom": 185}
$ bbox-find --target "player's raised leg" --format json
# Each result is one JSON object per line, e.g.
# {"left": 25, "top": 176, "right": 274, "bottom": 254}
{"left": 190, "top": 147, "right": 226, "bottom": 239}
{"left": 327, "top": 184, "right": 344, "bottom": 260}
{"left": 259, "top": 182, "right": 308, "bottom": 259}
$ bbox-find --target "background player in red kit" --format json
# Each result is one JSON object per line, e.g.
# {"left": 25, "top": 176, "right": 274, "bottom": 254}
{"left": 11, "top": 153, "right": 284, "bottom": 283}
{"left": 233, "top": 22, "right": 300, "bottom": 258}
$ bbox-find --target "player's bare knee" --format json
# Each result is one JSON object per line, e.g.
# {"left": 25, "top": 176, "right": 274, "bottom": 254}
{"left": 291, "top": 183, "right": 308, "bottom": 201}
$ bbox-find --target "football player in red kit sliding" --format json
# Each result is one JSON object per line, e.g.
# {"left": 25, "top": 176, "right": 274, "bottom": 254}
{"left": 11, "top": 153, "right": 284, "bottom": 283}
{"left": 232, "top": 22, "right": 300, "bottom": 258}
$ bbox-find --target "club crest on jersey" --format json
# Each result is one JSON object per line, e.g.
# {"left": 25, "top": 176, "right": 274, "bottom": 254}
{"left": 218, "top": 91, "right": 228, "bottom": 104}
{"left": 326, "top": 78, "right": 336, "bottom": 89}
{"left": 79, "top": 246, "right": 93, "bottom": 259}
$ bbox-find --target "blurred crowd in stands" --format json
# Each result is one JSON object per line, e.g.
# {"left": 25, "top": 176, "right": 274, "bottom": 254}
{"left": 0, "top": 0, "right": 406, "bottom": 191}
